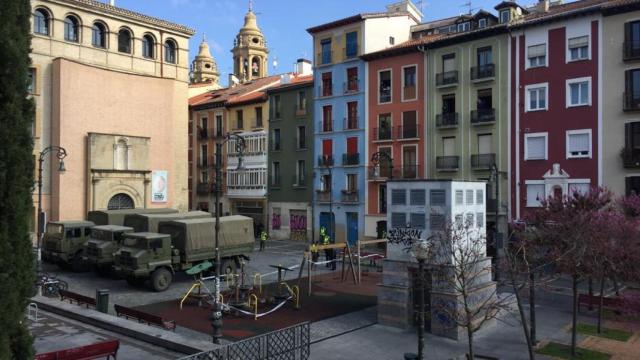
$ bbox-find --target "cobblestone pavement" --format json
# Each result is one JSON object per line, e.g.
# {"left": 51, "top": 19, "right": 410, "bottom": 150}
{"left": 29, "top": 309, "right": 183, "bottom": 359}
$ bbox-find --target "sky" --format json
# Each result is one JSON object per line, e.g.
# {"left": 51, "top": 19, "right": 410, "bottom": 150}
{"left": 112, "top": 0, "right": 522, "bottom": 85}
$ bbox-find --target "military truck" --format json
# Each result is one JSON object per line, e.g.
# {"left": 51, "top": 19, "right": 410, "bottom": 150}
{"left": 42, "top": 221, "right": 95, "bottom": 271}
{"left": 84, "top": 225, "right": 134, "bottom": 274}
{"left": 88, "top": 208, "right": 178, "bottom": 226}
{"left": 123, "top": 211, "right": 211, "bottom": 233}
{"left": 114, "top": 216, "right": 254, "bottom": 291}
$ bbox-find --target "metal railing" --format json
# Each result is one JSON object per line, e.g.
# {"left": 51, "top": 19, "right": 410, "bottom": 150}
{"left": 623, "top": 92, "right": 640, "bottom": 111}
{"left": 470, "top": 109, "right": 496, "bottom": 124}
{"left": 624, "top": 41, "right": 640, "bottom": 61}
{"left": 317, "top": 155, "right": 334, "bottom": 167}
{"left": 470, "top": 153, "right": 496, "bottom": 169}
{"left": 344, "top": 116, "right": 359, "bottom": 130}
{"left": 341, "top": 190, "right": 359, "bottom": 203}
{"left": 197, "top": 127, "right": 209, "bottom": 140}
{"left": 343, "top": 45, "right": 359, "bottom": 59}
{"left": 342, "top": 153, "right": 360, "bottom": 166}
{"left": 436, "top": 156, "right": 459, "bottom": 171}
{"left": 400, "top": 164, "right": 420, "bottom": 179}
{"left": 316, "top": 190, "right": 331, "bottom": 203}
{"left": 373, "top": 127, "right": 393, "bottom": 141}
{"left": 318, "top": 120, "right": 333, "bottom": 133}
{"left": 622, "top": 147, "right": 640, "bottom": 168}
{"left": 436, "top": 70, "right": 458, "bottom": 87}
{"left": 344, "top": 79, "right": 359, "bottom": 93}
{"left": 470, "top": 64, "right": 495, "bottom": 80}
{"left": 367, "top": 165, "right": 395, "bottom": 180}
{"left": 436, "top": 113, "right": 459, "bottom": 128}
{"left": 397, "top": 125, "right": 419, "bottom": 139}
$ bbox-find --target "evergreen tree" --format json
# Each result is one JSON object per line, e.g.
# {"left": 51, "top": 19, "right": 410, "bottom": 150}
{"left": 0, "top": 0, "right": 36, "bottom": 358}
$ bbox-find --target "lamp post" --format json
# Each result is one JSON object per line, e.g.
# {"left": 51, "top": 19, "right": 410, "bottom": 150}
{"left": 36, "top": 146, "right": 67, "bottom": 272}
{"left": 405, "top": 239, "right": 434, "bottom": 360}
{"left": 370, "top": 151, "right": 393, "bottom": 180}
{"left": 490, "top": 163, "right": 503, "bottom": 281}
{"left": 211, "top": 132, "right": 246, "bottom": 344}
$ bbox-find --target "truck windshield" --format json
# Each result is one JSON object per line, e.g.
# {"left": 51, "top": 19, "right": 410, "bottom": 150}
{"left": 90, "top": 229, "right": 111, "bottom": 241}
{"left": 46, "top": 224, "right": 63, "bottom": 235}
{"left": 123, "top": 237, "right": 147, "bottom": 249}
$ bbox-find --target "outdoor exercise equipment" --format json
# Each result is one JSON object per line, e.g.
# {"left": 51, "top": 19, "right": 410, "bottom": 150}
{"left": 296, "top": 242, "right": 358, "bottom": 296}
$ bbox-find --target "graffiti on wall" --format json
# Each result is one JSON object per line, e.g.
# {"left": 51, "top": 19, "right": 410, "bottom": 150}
{"left": 272, "top": 208, "right": 281, "bottom": 230}
{"left": 290, "top": 211, "right": 307, "bottom": 241}
{"left": 387, "top": 226, "right": 423, "bottom": 247}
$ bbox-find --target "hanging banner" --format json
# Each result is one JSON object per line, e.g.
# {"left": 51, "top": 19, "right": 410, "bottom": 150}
{"left": 152, "top": 170, "right": 168, "bottom": 203}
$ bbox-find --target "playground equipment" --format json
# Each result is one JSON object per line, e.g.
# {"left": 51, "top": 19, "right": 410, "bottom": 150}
{"left": 296, "top": 242, "right": 358, "bottom": 296}
{"left": 355, "top": 238, "right": 387, "bottom": 283}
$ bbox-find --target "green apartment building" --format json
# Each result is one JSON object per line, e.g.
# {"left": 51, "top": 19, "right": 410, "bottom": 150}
{"left": 415, "top": 10, "right": 510, "bottom": 256}
{"left": 267, "top": 70, "right": 314, "bottom": 241}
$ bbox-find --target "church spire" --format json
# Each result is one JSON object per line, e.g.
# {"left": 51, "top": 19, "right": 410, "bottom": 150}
{"left": 232, "top": 0, "right": 268, "bottom": 83}
{"left": 249, "top": 0, "right": 253, "bottom": 12}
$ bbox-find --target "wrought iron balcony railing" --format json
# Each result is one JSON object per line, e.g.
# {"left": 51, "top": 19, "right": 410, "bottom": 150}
{"left": 470, "top": 109, "right": 496, "bottom": 125}
{"left": 436, "top": 70, "right": 458, "bottom": 87}
{"left": 470, "top": 64, "right": 495, "bottom": 81}
{"left": 436, "top": 156, "right": 460, "bottom": 171}
{"left": 470, "top": 154, "right": 496, "bottom": 170}
{"left": 436, "top": 113, "right": 459, "bottom": 128}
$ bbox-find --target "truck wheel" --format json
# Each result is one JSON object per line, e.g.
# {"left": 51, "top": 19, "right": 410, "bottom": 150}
{"left": 151, "top": 268, "right": 172, "bottom": 292}
{"left": 126, "top": 276, "right": 146, "bottom": 287}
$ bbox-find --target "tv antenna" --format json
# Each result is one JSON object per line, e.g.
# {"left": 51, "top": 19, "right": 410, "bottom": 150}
{"left": 461, "top": 1, "right": 478, "bottom": 14}
{"left": 415, "top": 0, "right": 428, "bottom": 14}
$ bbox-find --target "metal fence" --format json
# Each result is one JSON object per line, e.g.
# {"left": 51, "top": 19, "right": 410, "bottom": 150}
{"left": 178, "top": 322, "right": 310, "bottom": 360}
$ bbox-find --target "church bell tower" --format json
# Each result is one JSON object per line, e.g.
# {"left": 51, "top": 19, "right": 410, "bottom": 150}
{"left": 231, "top": 0, "right": 269, "bottom": 83}
{"left": 191, "top": 36, "right": 220, "bottom": 85}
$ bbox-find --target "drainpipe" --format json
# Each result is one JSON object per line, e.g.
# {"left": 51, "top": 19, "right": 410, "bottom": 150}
{"left": 417, "top": 45, "right": 428, "bottom": 177}
{"left": 160, "top": 30, "right": 164, "bottom": 77}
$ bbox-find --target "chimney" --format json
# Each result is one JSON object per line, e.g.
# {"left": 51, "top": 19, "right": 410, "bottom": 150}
{"left": 295, "top": 58, "right": 313, "bottom": 76}
{"left": 538, "top": 0, "right": 549, "bottom": 13}
{"left": 109, "top": 0, "right": 115, "bottom": 6}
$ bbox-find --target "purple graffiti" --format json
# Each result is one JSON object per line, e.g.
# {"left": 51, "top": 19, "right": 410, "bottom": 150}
{"left": 272, "top": 213, "right": 281, "bottom": 230}
{"left": 290, "top": 214, "right": 307, "bottom": 231}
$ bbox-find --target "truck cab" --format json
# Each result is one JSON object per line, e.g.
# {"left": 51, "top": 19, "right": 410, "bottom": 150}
{"left": 84, "top": 225, "right": 134, "bottom": 270}
{"left": 114, "top": 232, "right": 175, "bottom": 291}
{"left": 42, "top": 220, "right": 95, "bottom": 271}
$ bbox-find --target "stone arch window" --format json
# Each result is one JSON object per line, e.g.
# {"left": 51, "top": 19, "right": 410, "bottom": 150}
{"left": 142, "top": 33, "right": 155, "bottom": 59}
{"left": 114, "top": 139, "right": 129, "bottom": 170}
{"left": 108, "top": 193, "right": 134, "bottom": 210}
{"left": 118, "top": 28, "right": 132, "bottom": 54}
{"left": 165, "top": 38, "right": 177, "bottom": 64}
{"left": 92, "top": 21, "right": 108, "bottom": 48}
{"left": 33, "top": 8, "right": 51, "bottom": 35}
{"left": 252, "top": 57, "right": 260, "bottom": 76}
{"left": 63, "top": 15, "right": 80, "bottom": 42}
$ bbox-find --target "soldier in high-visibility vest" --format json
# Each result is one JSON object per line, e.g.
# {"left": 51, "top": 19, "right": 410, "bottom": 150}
{"left": 260, "top": 230, "right": 268, "bottom": 251}
{"left": 320, "top": 226, "right": 335, "bottom": 270}
{"left": 310, "top": 242, "right": 319, "bottom": 269}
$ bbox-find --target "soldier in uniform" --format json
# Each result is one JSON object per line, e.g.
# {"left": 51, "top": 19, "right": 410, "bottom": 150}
{"left": 260, "top": 230, "right": 268, "bottom": 251}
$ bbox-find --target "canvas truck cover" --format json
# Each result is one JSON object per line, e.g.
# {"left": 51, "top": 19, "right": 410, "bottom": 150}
{"left": 88, "top": 208, "right": 178, "bottom": 226}
{"left": 123, "top": 211, "right": 211, "bottom": 233}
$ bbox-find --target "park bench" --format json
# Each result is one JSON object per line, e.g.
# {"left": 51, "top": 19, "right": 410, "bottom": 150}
{"left": 35, "top": 339, "right": 119, "bottom": 360}
{"left": 114, "top": 304, "right": 176, "bottom": 331}
{"left": 59, "top": 289, "right": 96, "bottom": 309}
{"left": 578, "top": 293, "right": 623, "bottom": 313}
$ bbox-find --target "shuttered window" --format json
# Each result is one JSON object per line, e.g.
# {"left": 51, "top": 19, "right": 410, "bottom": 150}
{"left": 466, "top": 190, "right": 474, "bottom": 205}
{"left": 455, "top": 190, "right": 464, "bottom": 205}
{"left": 525, "top": 134, "right": 547, "bottom": 160}
{"left": 391, "top": 212, "right": 406, "bottom": 228}
{"left": 391, "top": 189, "right": 406, "bottom": 205}
{"left": 410, "top": 213, "right": 426, "bottom": 229}
{"left": 410, "top": 190, "right": 426, "bottom": 206}
{"left": 567, "top": 131, "right": 590, "bottom": 158}
{"left": 476, "top": 189, "right": 484, "bottom": 205}
{"left": 430, "top": 213, "right": 445, "bottom": 230}
{"left": 430, "top": 190, "right": 446, "bottom": 206}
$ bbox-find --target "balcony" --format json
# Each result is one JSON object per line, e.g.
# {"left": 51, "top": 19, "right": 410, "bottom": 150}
{"left": 197, "top": 156, "right": 213, "bottom": 168}
{"left": 316, "top": 190, "right": 331, "bottom": 203}
{"left": 400, "top": 164, "right": 420, "bottom": 179}
{"left": 367, "top": 165, "right": 395, "bottom": 181}
{"left": 342, "top": 153, "right": 360, "bottom": 166}
{"left": 344, "top": 116, "right": 359, "bottom": 130}
{"left": 621, "top": 147, "right": 640, "bottom": 168}
{"left": 397, "top": 125, "right": 419, "bottom": 140}
{"left": 343, "top": 46, "right": 359, "bottom": 60}
{"left": 344, "top": 79, "right": 359, "bottom": 94}
{"left": 318, "top": 85, "right": 332, "bottom": 98}
{"left": 341, "top": 190, "right": 359, "bottom": 203}
{"left": 470, "top": 109, "right": 496, "bottom": 125}
{"left": 436, "top": 156, "right": 460, "bottom": 171}
{"left": 318, "top": 155, "right": 334, "bottom": 167}
{"left": 436, "top": 70, "right": 458, "bottom": 88}
{"left": 317, "top": 51, "right": 332, "bottom": 66}
{"left": 292, "top": 175, "right": 307, "bottom": 187}
{"left": 436, "top": 113, "right": 459, "bottom": 128}
{"left": 373, "top": 127, "right": 393, "bottom": 141}
{"left": 403, "top": 85, "right": 417, "bottom": 100}
{"left": 623, "top": 41, "right": 640, "bottom": 61}
{"left": 197, "top": 127, "right": 209, "bottom": 140}
{"left": 318, "top": 120, "right": 333, "bottom": 133}
{"left": 623, "top": 92, "right": 640, "bottom": 112}
{"left": 196, "top": 182, "right": 211, "bottom": 195}
{"left": 470, "top": 64, "right": 495, "bottom": 81}
{"left": 471, "top": 154, "right": 496, "bottom": 170}
{"left": 295, "top": 105, "right": 307, "bottom": 117}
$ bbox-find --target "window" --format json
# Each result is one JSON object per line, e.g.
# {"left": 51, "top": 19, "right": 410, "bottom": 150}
{"left": 215, "top": 114, "right": 223, "bottom": 136}
{"left": 321, "top": 72, "right": 332, "bottom": 97}
{"left": 443, "top": 136, "right": 456, "bottom": 156}
{"left": 274, "top": 95, "right": 282, "bottom": 118}
{"left": 345, "top": 31, "right": 358, "bottom": 58}
{"left": 500, "top": 10, "right": 510, "bottom": 23}
{"left": 478, "top": 18, "right": 487, "bottom": 28}
{"left": 430, "top": 213, "right": 445, "bottom": 230}
{"left": 27, "top": 68, "right": 35, "bottom": 94}
{"left": 347, "top": 102, "right": 358, "bottom": 129}
{"left": 165, "top": 40, "right": 177, "bottom": 64}
{"left": 566, "top": 130, "right": 591, "bottom": 158}
{"left": 527, "top": 44, "right": 546, "bottom": 68}
{"left": 410, "top": 213, "right": 426, "bottom": 229}
{"left": 457, "top": 22, "right": 470, "bottom": 32}
{"left": 297, "top": 160, "right": 306, "bottom": 184}
{"left": 142, "top": 34, "right": 155, "bottom": 58}
{"left": 255, "top": 106, "right": 263, "bottom": 127}
{"left": 625, "top": 69, "right": 640, "bottom": 110}
{"left": 402, "top": 146, "right": 417, "bottom": 178}
{"left": 526, "top": 84, "right": 548, "bottom": 111}
{"left": 118, "top": 29, "right": 132, "bottom": 53}
{"left": 321, "top": 174, "right": 332, "bottom": 191}
{"left": 346, "top": 174, "right": 357, "bottom": 192}
{"left": 403, "top": 66, "right": 417, "bottom": 101}
{"left": 379, "top": 184, "right": 387, "bottom": 214}
{"left": 389, "top": 36, "right": 395, "bottom": 45}
{"left": 466, "top": 213, "right": 474, "bottom": 227}
{"left": 297, "top": 91, "right": 306, "bottom": 111}
{"left": 466, "top": 190, "right": 474, "bottom": 205}
{"left": 391, "top": 189, "right": 406, "bottom": 205}
{"left": 476, "top": 213, "right": 484, "bottom": 227}
{"left": 321, "top": 38, "right": 332, "bottom": 64}
{"left": 568, "top": 36, "right": 589, "bottom": 61}
{"left": 477, "top": 47, "right": 492, "bottom": 68}
{"left": 92, "top": 22, "right": 107, "bottom": 48}
{"left": 64, "top": 16, "right": 79, "bottom": 42}
{"left": 33, "top": 9, "right": 49, "bottom": 35}
{"left": 526, "top": 183, "right": 545, "bottom": 207}
{"left": 272, "top": 162, "right": 281, "bottom": 186}
{"left": 401, "top": 111, "right": 417, "bottom": 139}
{"left": 455, "top": 190, "right": 464, "bottom": 205}
{"left": 525, "top": 133, "right": 548, "bottom": 160}
{"left": 379, "top": 70, "right": 391, "bottom": 103}
{"left": 391, "top": 213, "right": 406, "bottom": 228}
{"left": 476, "top": 189, "right": 484, "bottom": 205}
{"left": 272, "top": 129, "right": 281, "bottom": 151}
{"left": 236, "top": 110, "right": 243, "bottom": 129}
{"left": 443, "top": 53, "right": 456, "bottom": 73}
{"left": 430, "top": 190, "right": 446, "bottom": 206}
{"left": 567, "top": 78, "right": 590, "bottom": 107}
{"left": 297, "top": 126, "right": 306, "bottom": 149}
{"left": 410, "top": 190, "right": 426, "bottom": 206}
{"left": 569, "top": 183, "right": 590, "bottom": 195}
{"left": 347, "top": 67, "right": 358, "bottom": 92}
{"left": 377, "top": 114, "right": 392, "bottom": 141}
{"left": 626, "top": 176, "right": 640, "bottom": 196}
{"left": 322, "top": 105, "right": 332, "bottom": 132}
{"left": 625, "top": 21, "right": 640, "bottom": 59}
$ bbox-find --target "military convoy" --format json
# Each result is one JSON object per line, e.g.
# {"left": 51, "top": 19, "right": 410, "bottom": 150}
{"left": 42, "top": 209, "right": 255, "bottom": 291}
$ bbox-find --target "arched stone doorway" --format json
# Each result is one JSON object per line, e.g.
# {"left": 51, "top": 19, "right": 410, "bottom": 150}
{"left": 108, "top": 193, "right": 135, "bottom": 210}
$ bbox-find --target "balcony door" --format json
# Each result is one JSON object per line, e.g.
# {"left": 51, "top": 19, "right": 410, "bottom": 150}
{"left": 443, "top": 137, "right": 455, "bottom": 156}
{"left": 322, "top": 139, "right": 333, "bottom": 161}
{"left": 479, "top": 134, "right": 492, "bottom": 154}
{"left": 403, "top": 146, "right": 417, "bottom": 179}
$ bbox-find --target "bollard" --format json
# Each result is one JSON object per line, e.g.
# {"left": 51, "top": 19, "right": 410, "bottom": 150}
{"left": 96, "top": 289, "right": 109, "bottom": 314}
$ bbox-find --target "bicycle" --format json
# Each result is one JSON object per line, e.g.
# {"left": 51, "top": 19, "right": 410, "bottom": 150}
{"left": 35, "top": 272, "right": 68, "bottom": 297}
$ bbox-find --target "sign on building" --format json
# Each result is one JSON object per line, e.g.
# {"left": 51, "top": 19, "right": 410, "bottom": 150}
{"left": 152, "top": 170, "right": 168, "bottom": 203}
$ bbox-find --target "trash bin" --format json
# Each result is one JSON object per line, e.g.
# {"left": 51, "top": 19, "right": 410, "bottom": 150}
{"left": 96, "top": 289, "right": 109, "bottom": 314}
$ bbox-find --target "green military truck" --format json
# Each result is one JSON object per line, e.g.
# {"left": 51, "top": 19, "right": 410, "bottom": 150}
{"left": 123, "top": 211, "right": 211, "bottom": 233}
{"left": 84, "top": 225, "right": 134, "bottom": 274}
{"left": 114, "top": 216, "right": 254, "bottom": 291}
{"left": 42, "top": 221, "right": 95, "bottom": 271}
{"left": 88, "top": 208, "right": 178, "bottom": 226}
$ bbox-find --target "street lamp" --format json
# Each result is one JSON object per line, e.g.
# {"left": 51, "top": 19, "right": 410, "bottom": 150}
{"left": 405, "top": 238, "right": 434, "bottom": 360}
{"left": 370, "top": 151, "right": 393, "bottom": 180}
{"left": 490, "top": 163, "right": 502, "bottom": 281}
{"left": 211, "top": 132, "right": 245, "bottom": 344}
{"left": 36, "top": 146, "right": 67, "bottom": 272}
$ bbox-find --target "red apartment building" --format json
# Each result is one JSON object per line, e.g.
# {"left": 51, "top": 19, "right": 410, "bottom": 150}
{"left": 510, "top": 1, "right": 602, "bottom": 219}
{"left": 363, "top": 44, "right": 425, "bottom": 237}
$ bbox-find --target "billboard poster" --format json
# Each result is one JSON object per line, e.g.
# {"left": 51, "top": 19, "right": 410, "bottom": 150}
{"left": 152, "top": 170, "right": 168, "bottom": 203}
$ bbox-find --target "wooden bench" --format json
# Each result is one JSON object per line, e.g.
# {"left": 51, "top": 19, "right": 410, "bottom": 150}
{"left": 35, "top": 339, "right": 119, "bottom": 360}
{"left": 578, "top": 293, "right": 623, "bottom": 313}
{"left": 114, "top": 304, "right": 176, "bottom": 331}
{"left": 59, "top": 289, "right": 96, "bottom": 309}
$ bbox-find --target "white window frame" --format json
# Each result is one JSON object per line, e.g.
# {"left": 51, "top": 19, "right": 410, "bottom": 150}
{"left": 566, "top": 77, "right": 591, "bottom": 108}
{"left": 525, "top": 180, "right": 545, "bottom": 208}
{"left": 525, "top": 83, "right": 549, "bottom": 112}
{"left": 401, "top": 64, "right": 418, "bottom": 102}
{"left": 524, "top": 132, "right": 548, "bottom": 161}
{"left": 566, "top": 35, "right": 590, "bottom": 63}
{"left": 478, "top": 18, "right": 487, "bottom": 28}
{"left": 377, "top": 68, "right": 393, "bottom": 105}
{"left": 500, "top": 10, "right": 510, "bottom": 23}
{"left": 526, "top": 43, "right": 548, "bottom": 69}
{"left": 566, "top": 129, "right": 592, "bottom": 159}
{"left": 567, "top": 179, "right": 591, "bottom": 195}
